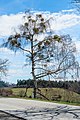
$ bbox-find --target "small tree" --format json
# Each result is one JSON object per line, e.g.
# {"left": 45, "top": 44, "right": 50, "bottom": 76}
{"left": 2, "top": 11, "right": 79, "bottom": 98}
{"left": 0, "top": 59, "right": 9, "bottom": 79}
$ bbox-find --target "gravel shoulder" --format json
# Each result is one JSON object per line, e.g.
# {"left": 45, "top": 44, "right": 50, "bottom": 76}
{"left": 0, "top": 98, "right": 79, "bottom": 110}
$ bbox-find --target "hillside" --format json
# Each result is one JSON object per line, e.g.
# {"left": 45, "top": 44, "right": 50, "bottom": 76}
{"left": 11, "top": 88, "right": 80, "bottom": 104}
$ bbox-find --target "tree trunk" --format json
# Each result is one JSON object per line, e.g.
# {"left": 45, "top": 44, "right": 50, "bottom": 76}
{"left": 31, "top": 37, "right": 37, "bottom": 98}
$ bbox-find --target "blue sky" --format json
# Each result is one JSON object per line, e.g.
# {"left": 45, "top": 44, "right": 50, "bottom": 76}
{"left": 0, "top": 0, "right": 80, "bottom": 83}
{"left": 0, "top": 0, "right": 71, "bottom": 14}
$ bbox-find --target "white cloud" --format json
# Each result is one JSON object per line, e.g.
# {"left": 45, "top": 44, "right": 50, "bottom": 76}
{"left": 51, "top": 13, "right": 80, "bottom": 31}
{"left": 0, "top": 9, "right": 80, "bottom": 37}
{"left": 0, "top": 13, "right": 24, "bottom": 37}
{"left": 0, "top": 47, "right": 14, "bottom": 54}
{"left": 48, "top": 9, "right": 80, "bottom": 31}
{"left": 0, "top": 47, "right": 22, "bottom": 58}
{"left": 6, "top": 66, "right": 31, "bottom": 83}
{"left": 8, "top": 69, "right": 25, "bottom": 75}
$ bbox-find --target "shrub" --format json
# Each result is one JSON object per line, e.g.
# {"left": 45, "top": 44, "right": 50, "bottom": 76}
{"left": 18, "top": 90, "right": 25, "bottom": 97}
{"left": 0, "top": 88, "right": 13, "bottom": 96}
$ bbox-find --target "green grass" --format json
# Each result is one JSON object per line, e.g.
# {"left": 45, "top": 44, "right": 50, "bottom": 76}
{"left": 12, "top": 88, "right": 33, "bottom": 96}
{"left": 10, "top": 87, "right": 80, "bottom": 106}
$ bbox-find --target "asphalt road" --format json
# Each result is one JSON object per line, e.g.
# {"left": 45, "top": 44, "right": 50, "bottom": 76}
{"left": 0, "top": 98, "right": 80, "bottom": 120}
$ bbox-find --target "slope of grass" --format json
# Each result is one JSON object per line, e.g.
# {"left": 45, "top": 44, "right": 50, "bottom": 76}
{"left": 11, "top": 87, "right": 80, "bottom": 104}
{"left": 40, "top": 88, "right": 80, "bottom": 103}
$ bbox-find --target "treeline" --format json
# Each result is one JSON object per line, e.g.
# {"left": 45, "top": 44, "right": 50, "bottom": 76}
{"left": 0, "top": 81, "right": 9, "bottom": 87}
{"left": 17, "top": 79, "right": 80, "bottom": 94}
{"left": 0, "top": 80, "right": 16, "bottom": 88}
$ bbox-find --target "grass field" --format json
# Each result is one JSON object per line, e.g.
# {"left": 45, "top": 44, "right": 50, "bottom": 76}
{"left": 11, "top": 87, "right": 80, "bottom": 104}
{"left": 12, "top": 88, "right": 33, "bottom": 97}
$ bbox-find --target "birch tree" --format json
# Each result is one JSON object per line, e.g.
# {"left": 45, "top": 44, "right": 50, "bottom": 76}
{"left": 2, "top": 11, "right": 79, "bottom": 98}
